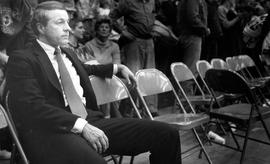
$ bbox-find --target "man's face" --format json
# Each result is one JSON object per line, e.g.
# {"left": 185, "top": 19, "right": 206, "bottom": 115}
{"left": 39, "top": 9, "right": 70, "bottom": 47}
{"left": 72, "top": 22, "right": 85, "bottom": 39}
{"left": 96, "top": 23, "right": 111, "bottom": 38}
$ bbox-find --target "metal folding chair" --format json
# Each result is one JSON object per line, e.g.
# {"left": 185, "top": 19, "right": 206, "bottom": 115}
{"left": 205, "top": 69, "right": 270, "bottom": 164}
{"left": 3, "top": 91, "right": 29, "bottom": 164}
{"left": 211, "top": 58, "right": 229, "bottom": 70}
{"left": 171, "top": 62, "right": 214, "bottom": 110}
{"left": 135, "top": 68, "right": 212, "bottom": 164}
{"left": 89, "top": 75, "right": 141, "bottom": 164}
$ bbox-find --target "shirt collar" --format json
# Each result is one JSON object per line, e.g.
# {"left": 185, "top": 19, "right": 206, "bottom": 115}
{"left": 37, "top": 39, "right": 60, "bottom": 60}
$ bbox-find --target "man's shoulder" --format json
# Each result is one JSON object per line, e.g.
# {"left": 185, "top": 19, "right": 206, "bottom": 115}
{"left": 9, "top": 45, "right": 35, "bottom": 59}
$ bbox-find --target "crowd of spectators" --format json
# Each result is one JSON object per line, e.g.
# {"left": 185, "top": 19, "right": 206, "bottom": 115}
{"left": 1, "top": 0, "right": 270, "bottom": 160}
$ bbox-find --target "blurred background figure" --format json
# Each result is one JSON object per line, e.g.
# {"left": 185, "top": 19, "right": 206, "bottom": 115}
{"left": 202, "top": 0, "right": 223, "bottom": 61}
{"left": 110, "top": 0, "right": 159, "bottom": 117}
{"left": 84, "top": 17, "right": 121, "bottom": 118}
{"left": 218, "top": 0, "right": 245, "bottom": 59}
{"left": 65, "top": 18, "right": 91, "bottom": 63}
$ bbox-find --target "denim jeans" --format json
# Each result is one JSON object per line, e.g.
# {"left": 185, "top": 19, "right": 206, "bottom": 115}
{"left": 177, "top": 34, "right": 202, "bottom": 76}
{"left": 121, "top": 38, "right": 158, "bottom": 113}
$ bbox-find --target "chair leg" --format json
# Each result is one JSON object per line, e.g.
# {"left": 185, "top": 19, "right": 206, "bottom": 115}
{"left": 192, "top": 128, "right": 212, "bottom": 164}
{"left": 118, "top": 156, "right": 123, "bottom": 164}
{"left": 111, "top": 155, "right": 119, "bottom": 164}
{"left": 240, "top": 122, "right": 252, "bottom": 164}
{"left": 225, "top": 122, "right": 241, "bottom": 150}
{"left": 129, "top": 156, "right": 135, "bottom": 164}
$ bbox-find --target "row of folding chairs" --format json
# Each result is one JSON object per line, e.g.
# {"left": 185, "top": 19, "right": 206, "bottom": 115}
{"left": 5, "top": 59, "right": 270, "bottom": 164}
{"left": 196, "top": 59, "right": 270, "bottom": 164}
{"left": 1, "top": 64, "right": 215, "bottom": 164}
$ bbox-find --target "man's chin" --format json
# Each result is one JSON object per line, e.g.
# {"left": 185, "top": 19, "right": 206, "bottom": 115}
{"left": 60, "top": 41, "right": 69, "bottom": 47}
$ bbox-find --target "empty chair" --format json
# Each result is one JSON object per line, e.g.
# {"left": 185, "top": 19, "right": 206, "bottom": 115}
{"left": 171, "top": 62, "right": 213, "bottom": 110}
{"left": 205, "top": 69, "right": 270, "bottom": 164}
{"left": 135, "top": 68, "right": 212, "bottom": 164}
{"left": 211, "top": 58, "right": 228, "bottom": 70}
{"left": 226, "top": 57, "right": 240, "bottom": 71}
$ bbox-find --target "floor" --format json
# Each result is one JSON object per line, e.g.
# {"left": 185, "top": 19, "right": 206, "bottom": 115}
{"left": 1, "top": 94, "right": 270, "bottom": 164}
{"left": 117, "top": 124, "right": 270, "bottom": 164}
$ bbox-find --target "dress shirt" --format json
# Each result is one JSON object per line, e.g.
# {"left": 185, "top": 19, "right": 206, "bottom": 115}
{"left": 37, "top": 39, "right": 87, "bottom": 133}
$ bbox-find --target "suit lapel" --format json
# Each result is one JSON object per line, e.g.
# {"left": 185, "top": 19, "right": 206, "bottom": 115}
{"left": 33, "top": 41, "right": 62, "bottom": 93}
{"left": 61, "top": 47, "right": 90, "bottom": 86}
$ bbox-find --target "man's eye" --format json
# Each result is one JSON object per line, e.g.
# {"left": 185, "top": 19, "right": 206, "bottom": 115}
{"left": 56, "top": 20, "right": 65, "bottom": 24}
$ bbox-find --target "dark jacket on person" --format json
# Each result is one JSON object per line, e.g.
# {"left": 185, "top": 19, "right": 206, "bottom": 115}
{"left": 110, "top": 0, "right": 155, "bottom": 39}
{"left": 176, "top": 0, "right": 208, "bottom": 37}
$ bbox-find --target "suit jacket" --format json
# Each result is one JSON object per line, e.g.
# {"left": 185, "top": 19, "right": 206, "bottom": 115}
{"left": 6, "top": 40, "right": 114, "bottom": 133}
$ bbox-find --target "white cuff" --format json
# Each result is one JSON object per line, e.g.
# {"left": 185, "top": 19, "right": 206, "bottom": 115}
{"left": 113, "top": 64, "right": 118, "bottom": 74}
{"left": 71, "top": 118, "right": 88, "bottom": 134}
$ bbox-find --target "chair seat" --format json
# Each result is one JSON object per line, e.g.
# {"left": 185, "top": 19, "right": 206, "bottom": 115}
{"left": 210, "top": 103, "right": 270, "bottom": 124}
{"left": 154, "top": 113, "right": 210, "bottom": 130}
{"left": 180, "top": 95, "right": 212, "bottom": 105}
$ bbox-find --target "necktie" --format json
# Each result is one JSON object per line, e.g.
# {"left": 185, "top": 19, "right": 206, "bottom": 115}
{"left": 54, "top": 48, "right": 87, "bottom": 119}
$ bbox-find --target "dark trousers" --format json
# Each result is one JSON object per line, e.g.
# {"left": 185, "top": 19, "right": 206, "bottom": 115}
{"left": 20, "top": 118, "right": 181, "bottom": 164}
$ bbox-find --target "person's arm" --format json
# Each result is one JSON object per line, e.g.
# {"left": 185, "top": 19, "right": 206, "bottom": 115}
{"left": 111, "top": 43, "right": 121, "bottom": 64}
{"left": 218, "top": 6, "right": 240, "bottom": 29}
{"left": 109, "top": 0, "right": 128, "bottom": 34}
{"left": 6, "top": 51, "right": 79, "bottom": 132}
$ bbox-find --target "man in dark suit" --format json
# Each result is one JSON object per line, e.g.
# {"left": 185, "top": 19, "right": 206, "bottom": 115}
{"left": 6, "top": 1, "right": 181, "bottom": 164}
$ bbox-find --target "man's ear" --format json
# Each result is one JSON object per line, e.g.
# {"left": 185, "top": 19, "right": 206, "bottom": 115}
{"left": 36, "top": 22, "right": 45, "bottom": 35}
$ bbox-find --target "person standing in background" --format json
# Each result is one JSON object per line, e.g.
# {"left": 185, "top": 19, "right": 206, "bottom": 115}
{"left": 110, "top": 0, "right": 159, "bottom": 116}
{"left": 176, "top": 0, "right": 210, "bottom": 76}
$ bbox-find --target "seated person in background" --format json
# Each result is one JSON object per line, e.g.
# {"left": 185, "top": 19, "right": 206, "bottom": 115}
{"left": 66, "top": 18, "right": 94, "bottom": 63}
{"left": 84, "top": 17, "right": 121, "bottom": 118}
{"left": 6, "top": 1, "right": 181, "bottom": 164}
{"left": 84, "top": 17, "right": 120, "bottom": 65}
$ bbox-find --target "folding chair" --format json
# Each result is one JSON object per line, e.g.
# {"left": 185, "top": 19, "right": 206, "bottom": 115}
{"left": 3, "top": 91, "right": 29, "bottom": 164}
{"left": 135, "top": 68, "right": 212, "bottom": 164}
{"left": 211, "top": 58, "right": 229, "bottom": 70}
{"left": 89, "top": 75, "right": 141, "bottom": 164}
{"left": 239, "top": 55, "right": 270, "bottom": 82}
{"left": 170, "top": 62, "right": 213, "bottom": 110}
{"left": 205, "top": 69, "right": 270, "bottom": 164}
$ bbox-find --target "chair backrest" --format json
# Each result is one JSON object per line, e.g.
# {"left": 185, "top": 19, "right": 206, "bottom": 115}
{"left": 171, "top": 62, "right": 206, "bottom": 97}
{"left": 211, "top": 58, "right": 228, "bottom": 70}
{"left": 196, "top": 60, "right": 213, "bottom": 94}
{"left": 205, "top": 69, "right": 255, "bottom": 103}
{"left": 89, "top": 75, "right": 141, "bottom": 118}
{"left": 135, "top": 69, "right": 188, "bottom": 119}
{"left": 226, "top": 57, "right": 239, "bottom": 71}
{"left": 196, "top": 60, "right": 212, "bottom": 79}
{"left": 239, "top": 55, "right": 263, "bottom": 78}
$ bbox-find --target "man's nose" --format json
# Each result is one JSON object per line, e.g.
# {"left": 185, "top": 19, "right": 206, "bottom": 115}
{"left": 64, "top": 22, "right": 72, "bottom": 32}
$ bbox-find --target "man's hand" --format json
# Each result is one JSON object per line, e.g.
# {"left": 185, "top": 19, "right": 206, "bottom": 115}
{"left": 82, "top": 123, "right": 109, "bottom": 154}
{"left": 121, "top": 30, "right": 136, "bottom": 41}
{"left": 117, "top": 64, "right": 137, "bottom": 89}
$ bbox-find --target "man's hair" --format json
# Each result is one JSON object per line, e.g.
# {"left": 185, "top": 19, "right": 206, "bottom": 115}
{"left": 94, "top": 17, "right": 112, "bottom": 32}
{"left": 31, "top": 1, "right": 66, "bottom": 35}
{"left": 69, "top": 18, "right": 82, "bottom": 30}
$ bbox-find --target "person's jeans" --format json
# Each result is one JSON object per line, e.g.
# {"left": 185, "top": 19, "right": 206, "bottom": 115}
{"left": 121, "top": 38, "right": 158, "bottom": 114}
{"left": 177, "top": 34, "right": 202, "bottom": 76}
